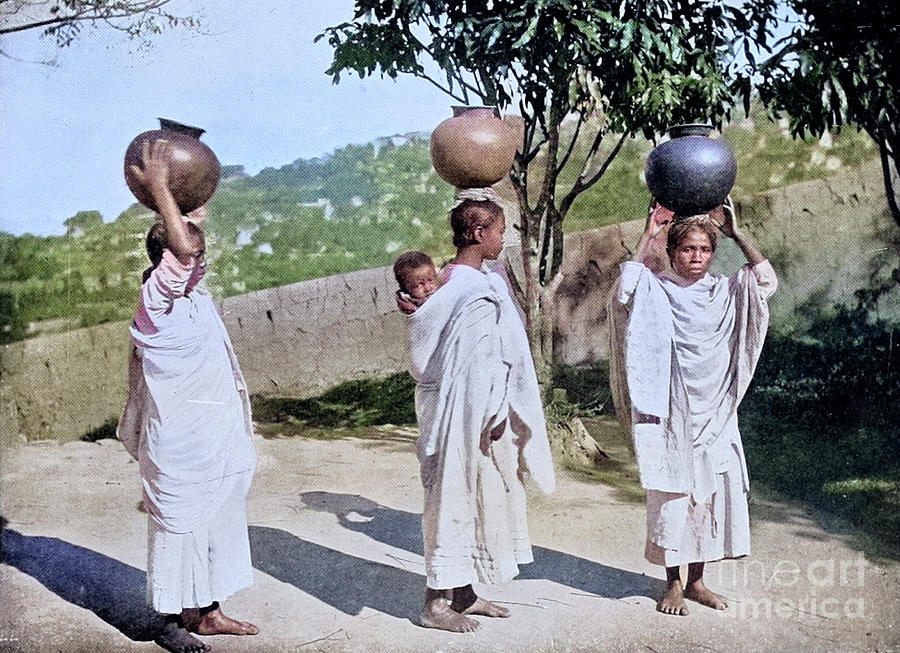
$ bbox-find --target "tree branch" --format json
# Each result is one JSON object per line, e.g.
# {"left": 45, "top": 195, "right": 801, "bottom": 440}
{"left": 876, "top": 125, "right": 900, "bottom": 228}
{"left": 534, "top": 98, "right": 563, "bottom": 222}
{"left": 581, "top": 131, "right": 628, "bottom": 189}
{"left": 0, "top": 0, "right": 176, "bottom": 35}
{"left": 417, "top": 71, "right": 467, "bottom": 103}
{"left": 559, "top": 131, "right": 628, "bottom": 217}
{"left": 509, "top": 171, "right": 532, "bottom": 235}
{"left": 556, "top": 110, "right": 585, "bottom": 176}
{"left": 502, "top": 250, "right": 527, "bottom": 309}
{"left": 580, "top": 123, "right": 607, "bottom": 177}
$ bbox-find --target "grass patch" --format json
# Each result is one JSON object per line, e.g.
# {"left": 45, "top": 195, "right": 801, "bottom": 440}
{"left": 253, "top": 421, "right": 416, "bottom": 443}
{"left": 81, "top": 417, "right": 119, "bottom": 442}
{"left": 737, "top": 304, "right": 900, "bottom": 556}
{"left": 553, "top": 347, "right": 900, "bottom": 557}
{"left": 77, "top": 373, "right": 417, "bottom": 444}
{"left": 547, "top": 366, "right": 643, "bottom": 502}
{"left": 251, "top": 372, "right": 417, "bottom": 435}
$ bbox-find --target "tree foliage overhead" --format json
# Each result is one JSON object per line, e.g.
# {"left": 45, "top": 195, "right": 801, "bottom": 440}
{"left": 319, "top": 0, "right": 747, "bottom": 376}
{"left": 0, "top": 0, "right": 197, "bottom": 46}
{"left": 739, "top": 0, "right": 900, "bottom": 225}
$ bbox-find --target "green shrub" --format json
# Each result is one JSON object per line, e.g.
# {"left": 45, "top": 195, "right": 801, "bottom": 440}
{"left": 81, "top": 417, "right": 119, "bottom": 442}
{"left": 252, "top": 372, "right": 417, "bottom": 430}
{"left": 550, "top": 362, "right": 613, "bottom": 416}
{"left": 742, "top": 303, "right": 899, "bottom": 550}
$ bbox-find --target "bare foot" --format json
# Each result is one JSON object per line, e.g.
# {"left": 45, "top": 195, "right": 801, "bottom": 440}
{"left": 421, "top": 598, "right": 479, "bottom": 633}
{"left": 154, "top": 620, "right": 210, "bottom": 653}
{"left": 183, "top": 607, "right": 259, "bottom": 636}
{"left": 459, "top": 596, "right": 511, "bottom": 618}
{"left": 684, "top": 580, "right": 728, "bottom": 610}
{"left": 657, "top": 579, "right": 688, "bottom": 616}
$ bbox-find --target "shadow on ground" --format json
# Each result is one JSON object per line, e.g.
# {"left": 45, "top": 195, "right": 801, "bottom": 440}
{"left": 1, "top": 521, "right": 425, "bottom": 635}
{"left": 299, "top": 491, "right": 663, "bottom": 601}
{"left": 1, "top": 492, "right": 662, "bottom": 636}
{"left": 248, "top": 526, "right": 423, "bottom": 623}
{"left": 0, "top": 527, "right": 162, "bottom": 641}
{"left": 747, "top": 490, "right": 900, "bottom": 562}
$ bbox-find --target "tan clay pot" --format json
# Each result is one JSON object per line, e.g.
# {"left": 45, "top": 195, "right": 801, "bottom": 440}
{"left": 430, "top": 106, "right": 518, "bottom": 188}
{"left": 124, "top": 118, "right": 221, "bottom": 214}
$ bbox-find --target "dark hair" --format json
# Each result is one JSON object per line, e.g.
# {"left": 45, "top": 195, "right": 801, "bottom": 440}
{"left": 393, "top": 250, "right": 434, "bottom": 291}
{"left": 666, "top": 216, "right": 718, "bottom": 255}
{"left": 449, "top": 199, "right": 504, "bottom": 248}
{"left": 142, "top": 221, "right": 204, "bottom": 283}
{"left": 145, "top": 222, "right": 167, "bottom": 267}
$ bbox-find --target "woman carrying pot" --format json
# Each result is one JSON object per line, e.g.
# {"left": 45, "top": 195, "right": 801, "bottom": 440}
{"left": 610, "top": 198, "right": 777, "bottom": 616}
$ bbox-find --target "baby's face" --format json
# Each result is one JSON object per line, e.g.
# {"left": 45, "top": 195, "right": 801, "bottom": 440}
{"left": 403, "top": 264, "right": 439, "bottom": 301}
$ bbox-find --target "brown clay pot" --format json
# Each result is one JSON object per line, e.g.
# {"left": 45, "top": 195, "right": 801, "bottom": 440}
{"left": 124, "top": 118, "right": 221, "bottom": 214}
{"left": 430, "top": 106, "right": 518, "bottom": 188}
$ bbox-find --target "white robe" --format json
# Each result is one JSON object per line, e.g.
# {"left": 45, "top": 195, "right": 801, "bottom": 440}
{"left": 610, "top": 259, "right": 777, "bottom": 562}
{"left": 118, "top": 250, "right": 256, "bottom": 610}
{"left": 409, "top": 264, "right": 555, "bottom": 589}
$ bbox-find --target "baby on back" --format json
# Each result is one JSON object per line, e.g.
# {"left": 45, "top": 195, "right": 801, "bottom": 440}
{"left": 393, "top": 250, "right": 440, "bottom": 310}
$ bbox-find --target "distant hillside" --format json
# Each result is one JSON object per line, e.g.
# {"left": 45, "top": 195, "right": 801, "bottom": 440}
{"left": 0, "top": 110, "right": 879, "bottom": 343}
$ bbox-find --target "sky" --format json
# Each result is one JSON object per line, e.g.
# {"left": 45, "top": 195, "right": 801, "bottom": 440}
{"left": 0, "top": 1, "right": 455, "bottom": 236}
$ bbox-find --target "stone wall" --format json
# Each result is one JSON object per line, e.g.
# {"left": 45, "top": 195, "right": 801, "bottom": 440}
{"left": 0, "top": 321, "right": 132, "bottom": 446}
{"left": 216, "top": 265, "right": 409, "bottom": 397}
{"left": 2, "top": 159, "right": 896, "bottom": 444}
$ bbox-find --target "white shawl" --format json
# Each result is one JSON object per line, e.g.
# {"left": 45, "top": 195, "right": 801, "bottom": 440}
{"left": 409, "top": 264, "right": 556, "bottom": 495}
{"left": 118, "top": 250, "right": 256, "bottom": 533}
{"left": 610, "top": 260, "right": 776, "bottom": 501}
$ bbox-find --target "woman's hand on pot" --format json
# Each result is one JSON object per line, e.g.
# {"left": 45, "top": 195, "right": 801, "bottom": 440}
{"left": 645, "top": 201, "right": 673, "bottom": 239}
{"left": 129, "top": 139, "right": 172, "bottom": 192}
{"left": 718, "top": 196, "right": 741, "bottom": 239}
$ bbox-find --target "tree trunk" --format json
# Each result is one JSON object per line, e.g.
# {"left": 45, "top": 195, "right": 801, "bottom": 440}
{"left": 876, "top": 126, "right": 900, "bottom": 228}
{"left": 519, "top": 215, "right": 547, "bottom": 386}
{"left": 515, "top": 205, "right": 562, "bottom": 391}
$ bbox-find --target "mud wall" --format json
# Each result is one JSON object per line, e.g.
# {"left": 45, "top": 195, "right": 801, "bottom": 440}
{"left": 2, "top": 160, "right": 895, "bottom": 444}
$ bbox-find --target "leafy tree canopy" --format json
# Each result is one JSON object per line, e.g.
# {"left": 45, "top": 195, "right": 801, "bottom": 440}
{"left": 64, "top": 209, "right": 103, "bottom": 235}
{"left": 740, "top": 0, "right": 900, "bottom": 223}
{"left": 321, "top": 0, "right": 744, "bottom": 141}
{"left": 320, "top": 0, "right": 751, "bottom": 375}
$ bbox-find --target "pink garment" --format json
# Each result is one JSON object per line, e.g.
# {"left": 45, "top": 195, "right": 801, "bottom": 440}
{"left": 119, "top": 250, "right": 256, "bottom": 534}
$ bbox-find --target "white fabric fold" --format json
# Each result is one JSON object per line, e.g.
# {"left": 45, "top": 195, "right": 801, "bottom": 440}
{"left": 408, "top": 263, "right": 555, "bottom": 588}
{"left": 610, "top": 259, "right": 776, "bottom": 502}
{"left": 409, "top": 264, "right": 556, "bottom": 494}
{"left": 118, "top": 250, "right": 256, "bottom": 534}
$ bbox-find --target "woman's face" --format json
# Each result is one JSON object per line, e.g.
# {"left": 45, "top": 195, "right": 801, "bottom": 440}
{"left": 478, "top": 214, "right": 506, "bottom": 260}
{"left": 670, "top": 228, "right": 714, "bottom": 282}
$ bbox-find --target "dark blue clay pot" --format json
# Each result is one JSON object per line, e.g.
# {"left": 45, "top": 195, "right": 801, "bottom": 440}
{"left": 644, "top": 124, "right": 736, "bottom": 217}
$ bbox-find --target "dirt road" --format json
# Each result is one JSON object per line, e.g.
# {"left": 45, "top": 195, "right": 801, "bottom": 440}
{"left": 1, "top": 428, "right": 897, "bottom": 652}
